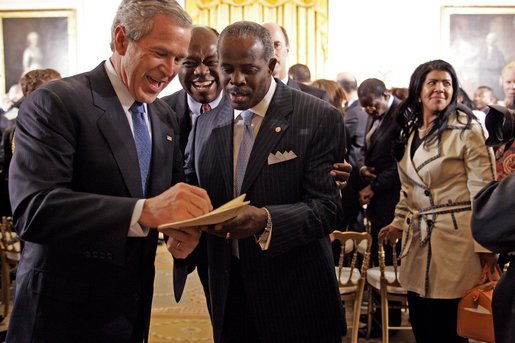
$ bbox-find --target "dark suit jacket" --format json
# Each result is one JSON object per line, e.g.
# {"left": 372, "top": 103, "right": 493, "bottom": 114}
{"left": 360, "top": 97, "right": 401, "bottom": 226}
{"left": 340, "top": 100, "right": 368, "bottom": 230}
{"left": 161, "top": 89, "right": 191, "bottom": 155}
{"left": 472, "top": 174, "right": 515, "bottom": 343}
{"left": 287, "top": 78, "right": 329, "bottom": 102}
{"left": 7, "top": 62, "right": 182, "bottom": 343}
{"left": 177, "top": 81, "right": 346, "bottom": 343}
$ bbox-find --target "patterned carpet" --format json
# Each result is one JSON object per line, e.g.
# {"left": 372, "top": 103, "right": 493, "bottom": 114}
{"left": 150, "top": 244, "right": 213, "bottom": 343}
{"left": 149, "top": 244, "right": 416, "bottom": 343}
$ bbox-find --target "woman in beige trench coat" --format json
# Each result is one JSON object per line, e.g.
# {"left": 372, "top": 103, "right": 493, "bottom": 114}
{"left": 380, "top": 60, "right": 497, "bottom": 343}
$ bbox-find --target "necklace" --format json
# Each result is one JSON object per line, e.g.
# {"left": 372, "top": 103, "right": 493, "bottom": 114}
{"left": 417, "top": 120, "right": 435, "bottom": 132}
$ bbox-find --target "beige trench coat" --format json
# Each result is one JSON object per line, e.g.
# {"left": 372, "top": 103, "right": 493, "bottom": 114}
{"left": 390, "top": 111, "right": 496, "bottom": 299}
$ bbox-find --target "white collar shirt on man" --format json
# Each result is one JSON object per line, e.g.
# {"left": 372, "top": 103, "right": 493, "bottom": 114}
{"left": 232, "top": 77, "right": 277, "bottom": 171}
{"left": 187, "top": 90, "right": 224, "bottom": 118}
{"left": 104, "top": 59, "right": 151, "bottom": 138}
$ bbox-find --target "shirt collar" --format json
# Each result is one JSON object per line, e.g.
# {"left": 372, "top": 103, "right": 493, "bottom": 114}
{"left": 187, "top": 91, "right": 224, "bottom": 116}
{"left": 104, "top": 59, "right": 146, "bottom": 113}
{"left": 234, "top": 78, "right": 277, "bottom": 120}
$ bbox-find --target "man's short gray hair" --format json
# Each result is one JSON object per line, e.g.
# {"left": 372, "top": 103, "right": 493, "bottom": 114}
{"left": 110, "top": 0, "right": 192, "bottom": 51}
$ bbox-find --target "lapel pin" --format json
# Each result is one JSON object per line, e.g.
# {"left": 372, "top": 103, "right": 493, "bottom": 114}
{"left": 275, "top": 127, "right": 281, "bottom": 133}
{"left": 166, "top": 135, "right": 173, "bottom": 141}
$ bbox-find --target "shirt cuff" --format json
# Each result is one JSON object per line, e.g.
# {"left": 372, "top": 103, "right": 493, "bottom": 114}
{"left": 128, "top": 199, "right": 149, "bottom": 237}
{"left": 256, "top": 207, "right": 272, "bottom": 250}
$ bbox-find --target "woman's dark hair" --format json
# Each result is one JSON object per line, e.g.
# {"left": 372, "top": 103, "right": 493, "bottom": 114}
{"left": 394, "top": 59, "right": 472, "bottom": 160}
{"left": 457, "top": 87, "right": 474, "bottom": 111}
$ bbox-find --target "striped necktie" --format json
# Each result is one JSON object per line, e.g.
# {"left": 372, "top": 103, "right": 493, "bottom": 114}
{"left": 235, "top": 110, "right": 255, "bottom": 195}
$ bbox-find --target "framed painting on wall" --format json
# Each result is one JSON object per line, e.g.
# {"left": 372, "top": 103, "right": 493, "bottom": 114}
{"left": 0, "top": 9, "right": 77, "bottom": 96}
{"left": 441, "top": 6, "right": 515, "bottom": 100}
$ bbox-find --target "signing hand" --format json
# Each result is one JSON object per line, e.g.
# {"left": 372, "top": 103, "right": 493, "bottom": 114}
{"left": 139, "top": 182, "right": 213, "bottom": 228}
{"left": 202, "top": 205, "right": 267, "bottom": 240}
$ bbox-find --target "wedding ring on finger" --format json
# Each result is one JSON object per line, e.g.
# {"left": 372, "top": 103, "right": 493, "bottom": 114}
{"left": 226, "top": 232, "right": 231, "bottom": 239}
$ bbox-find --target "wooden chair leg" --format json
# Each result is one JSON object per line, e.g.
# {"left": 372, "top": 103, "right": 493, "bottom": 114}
{"left": 366, "top": 287, "right": 373, "bottom": 339}
{"left": 381, "top": 289, "right": 389, "bottom": 343}
{"left": 351, "top": 282, "right": 365, "bottom": 343}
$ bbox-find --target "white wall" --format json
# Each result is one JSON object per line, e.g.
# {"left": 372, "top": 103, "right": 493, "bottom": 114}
{"left": 0, "top": 0, "right": 513, "bottom": 94}
{"left": 327, "top": 0, "right": 515, "bottom": 88}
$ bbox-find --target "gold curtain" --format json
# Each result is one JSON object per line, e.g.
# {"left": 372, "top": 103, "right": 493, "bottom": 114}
{"left": 185, "top": 0, "right": 328, "bottom": 79}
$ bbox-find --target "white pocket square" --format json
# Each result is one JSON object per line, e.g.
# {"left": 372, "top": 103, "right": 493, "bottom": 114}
{"left": 267, "top": 150, "right": 298, "bottom": 165}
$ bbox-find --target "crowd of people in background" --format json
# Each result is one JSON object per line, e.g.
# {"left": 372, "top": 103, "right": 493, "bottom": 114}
{"left": 0, "top": 0, "right": 513, "bottom": 342}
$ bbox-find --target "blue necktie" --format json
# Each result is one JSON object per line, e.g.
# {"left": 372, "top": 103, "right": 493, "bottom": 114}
{"left": 129, "top": 101, "right": 151, "bottom": 196}
{"left": 235, "top": 110, "right": 255, "bottom": 195}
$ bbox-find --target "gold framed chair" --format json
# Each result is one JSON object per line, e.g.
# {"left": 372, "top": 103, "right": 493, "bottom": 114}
{"left": 0, "top": 216, "right": 21, "bottom": 318}
{"left": 365, "top": 239, "right": 411, "bottom": 343}
{"left": 333, "top": 230, "right": 372, "bottom": 343}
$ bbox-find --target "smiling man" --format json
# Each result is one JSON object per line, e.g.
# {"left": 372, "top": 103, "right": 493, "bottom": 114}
{"left": 162, "top": 26, "right": 224, "bottom": 154}
{"left": 6, "top": 1, "right": 212, "bottom": 342}
{"left": 174, "top": 21, "right": 347, "bottom": 343}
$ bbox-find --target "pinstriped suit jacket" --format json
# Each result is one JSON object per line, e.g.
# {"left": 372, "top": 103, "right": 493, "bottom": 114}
{"left": 177, "top": 80, "right": 346, "bottom": 342}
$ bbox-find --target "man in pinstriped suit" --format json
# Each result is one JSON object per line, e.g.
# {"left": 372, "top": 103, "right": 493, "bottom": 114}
{"left": 172, "top": 21, "right": 346, "bottom": 343}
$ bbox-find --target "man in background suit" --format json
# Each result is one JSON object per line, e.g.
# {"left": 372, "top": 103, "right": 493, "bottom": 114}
{"left": 7, "top": 1, "right": 212, "bottom": 342}
{"left": 288, "top": 63, "right": 312, "bottom": 84}
{"left": 357, "top": 78, "right": 401, "bottom": 337}
{"left": 262, "top": 22, "right": 328, "bottom": 101}
{"left": 161, "top": 26, "right": 224, "bottom": 155}
{"left": 337, "top": 72, "right": 368, "bottom": 231}
{"left": 172, "top": 21, "right": 346, "bottom": 343}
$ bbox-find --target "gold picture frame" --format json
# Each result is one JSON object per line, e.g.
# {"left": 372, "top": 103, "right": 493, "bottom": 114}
{"left": 0, "top": 9, "right": 77, "bottom": 95}
{"left": 441, "top": 6, "right": 515, "bottom": 100}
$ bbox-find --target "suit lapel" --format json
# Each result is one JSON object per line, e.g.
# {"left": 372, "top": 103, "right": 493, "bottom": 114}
{"left": 241, "top": 83, "right": 291, "bottom": 194}
{"left": 91, "top": 66, "right": 143, "bottom": 198}
{"left": 147, "top": 102, "right": 176, "bottom": 196}
{"left": 211, "top": 103, "right": 235, "bottom": 198}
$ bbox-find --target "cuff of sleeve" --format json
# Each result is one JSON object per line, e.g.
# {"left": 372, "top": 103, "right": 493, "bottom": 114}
{"left": 256, "top": 207, "right": 272, "bottom": 250}
{"left": 128, "top": 199, "right": 149, "bottom": 237}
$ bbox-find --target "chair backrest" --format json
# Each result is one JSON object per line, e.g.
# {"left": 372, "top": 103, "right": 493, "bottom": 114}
{"left": 378, "top": 238, "right": 402, "bottom": 289}
{"left": 333, "top": 231, "right": 372, "bottom": 288}
{"left": 0, "top": 216, "right": 21, "bottom": 261}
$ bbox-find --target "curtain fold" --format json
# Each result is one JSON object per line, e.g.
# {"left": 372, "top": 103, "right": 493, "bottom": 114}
{"left": 186, "top": 0, "right": 328, "bottom": 79}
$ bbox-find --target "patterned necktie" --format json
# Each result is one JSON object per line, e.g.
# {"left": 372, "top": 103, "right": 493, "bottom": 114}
{"left": 201, "top": 103, "right": 212, "bottom": 114}
{"left": 235, "top": 110, "right": 255, "bottom": 195}
{"left": 129, "top": 101, "right": 151, "bottom": 196}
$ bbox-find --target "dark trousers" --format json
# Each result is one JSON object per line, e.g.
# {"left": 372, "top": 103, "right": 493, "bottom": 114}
{"left": 408, "top": 291, "right": 468, "bottom": 343}
{"left": 221, "top": 257, "right": 260, "bottom": 343}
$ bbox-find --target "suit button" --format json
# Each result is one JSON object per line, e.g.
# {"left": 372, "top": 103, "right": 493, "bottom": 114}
{"left": 424, "top": 190, "right": 431, "bottom": 196}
